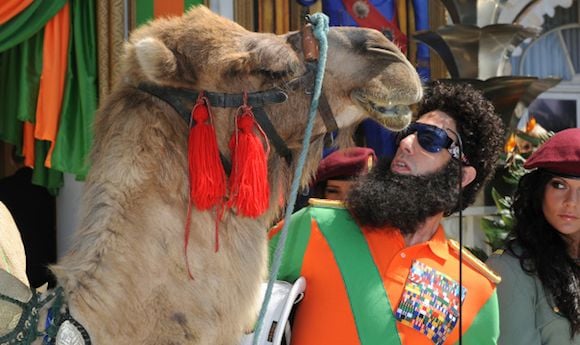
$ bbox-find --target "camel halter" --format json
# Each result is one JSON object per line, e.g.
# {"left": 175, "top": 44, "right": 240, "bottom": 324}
{"left": 137, "top": 84, "right": 293, "bottom": 172}
{"left": 137, "top": 21, "right": 339, "bottom": 172}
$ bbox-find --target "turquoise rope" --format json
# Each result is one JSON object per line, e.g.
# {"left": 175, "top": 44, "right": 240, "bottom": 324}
{"left": 251, "top": 12, "right": 329, "bottom": 345}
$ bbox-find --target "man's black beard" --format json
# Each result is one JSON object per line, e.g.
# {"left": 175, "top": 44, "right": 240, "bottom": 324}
{"left": 346, "top": 157, "right": 461, "bottom": 235}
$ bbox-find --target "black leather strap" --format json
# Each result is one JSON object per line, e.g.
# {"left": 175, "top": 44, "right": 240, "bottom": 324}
{"left": 137, "top": 83, "right": 293, "bottom": 169}
{"left": 138, "top": 83, "right": 288, "bottom": 119}
{"left": 253, "top": 107, "right": 293, "bottom": 165}
{"left": 317, "top": 92, "right": 338, "bottom": 133}
{"left": 138, "top": 83, "right": 193, "bottom": 123}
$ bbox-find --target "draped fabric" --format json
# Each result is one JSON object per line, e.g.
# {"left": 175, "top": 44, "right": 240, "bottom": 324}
{"left": 1, "top": 0, "right": 212, "bottom": 191}
{"left": 0, "top": 0, "right": 98, "bottom": 192}
{"left": 35, "top": 3, "right": 70, "bottom": 168}
{"left": 0, "top": 0, "right": 33, "bottom": 25}
{"left": 51, "top": 0, "right": 98, "bottom": 179}
{"left": 134, "top": 0, "right": 204, "bottom": 26}
{"left": 0, "top": 0, "right": 66, "bottom": 52}
{"left": 0, "top": 31, "right": 42, "bottom": 147}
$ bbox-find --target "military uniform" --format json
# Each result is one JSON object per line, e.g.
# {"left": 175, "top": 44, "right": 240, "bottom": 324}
{"left": 487, "top": 250, "right": 580, "bottom": 345}
{"left": 269, "top": 199, "right": 500, "bottom": 345}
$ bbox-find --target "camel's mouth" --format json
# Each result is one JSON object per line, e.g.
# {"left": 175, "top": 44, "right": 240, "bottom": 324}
{"left": 351, "top": 90, "right": 412, "bottom": 131}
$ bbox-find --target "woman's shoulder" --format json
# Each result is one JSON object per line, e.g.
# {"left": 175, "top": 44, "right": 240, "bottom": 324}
{"left": 486, "top": 246, "right": 520, "bottom": 267}
{"left": 486, "top": 245, "right": 534, "bottom": 284}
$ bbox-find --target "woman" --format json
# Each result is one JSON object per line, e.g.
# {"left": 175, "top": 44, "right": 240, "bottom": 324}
{"left": 487, "top": 127, "right": 580, "bottom": 345}
{"left": 311, "top": 147, "right": 375, "bottom": 201}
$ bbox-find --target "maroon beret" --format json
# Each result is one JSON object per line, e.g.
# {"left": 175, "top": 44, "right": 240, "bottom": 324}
{"left": 524, "top": 128, "right": 580, "bottom": 177}
{"left": 315, "top": 147, "right": 376, "bottom": 183}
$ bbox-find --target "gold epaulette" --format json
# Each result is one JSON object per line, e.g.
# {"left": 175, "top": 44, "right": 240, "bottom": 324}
{"left": 308, "top": 198, "right": 345, "bottom": 209}
{"left": 448, "top": 239, "right": 502, "bottom": 284}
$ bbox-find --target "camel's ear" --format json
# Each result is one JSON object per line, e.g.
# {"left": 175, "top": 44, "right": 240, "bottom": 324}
{"left": 134, "top": 37, "right": 177, "bottom": 83}
{"left": 224, "top": 37, "right": 300, "bottom": 78}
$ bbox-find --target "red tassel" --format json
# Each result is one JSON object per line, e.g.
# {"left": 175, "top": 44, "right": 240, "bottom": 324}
{"left": 227, "top": 103, "right": 270, "bottom": 218}
{"left": 184, "top": 92, "right": 227, "bottom": 277}
{"left": 188, "top": 93, "right": 226, "bottom": 210}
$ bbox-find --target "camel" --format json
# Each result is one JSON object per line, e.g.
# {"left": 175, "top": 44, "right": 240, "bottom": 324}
{"left": 0, "top": 6, "right": 422, "bottom": 345}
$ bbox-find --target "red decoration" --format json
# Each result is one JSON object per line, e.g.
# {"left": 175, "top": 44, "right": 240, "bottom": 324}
{"left": 188, "top": 93, "right": 226, "bottom": 210}
{"left": 185, "top": 93, "right": 227, "bottom": 277}
{"left": 227, "top": 100, "right": 270, "bottom": 218}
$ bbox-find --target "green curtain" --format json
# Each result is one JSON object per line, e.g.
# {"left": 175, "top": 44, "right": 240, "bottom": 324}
{"left": 135, "top": 0, "right": 203, "bottom": 26}
{"left": 51, "top": 0, "right": 98, "bottom": 180}
{"left": 0, "top": 30, "right": 43, "bottom": 146}
{"left": 0, "top": 0, "right": 67, "bottom": 53}
{"left": 0, "top": 0, "right": 98, "bottom": 191}
{"left": 0, "top": 27, "right": 63, "bottom": 192}
{"left": 32, "top": 140, "right": 63, "bottom": 195}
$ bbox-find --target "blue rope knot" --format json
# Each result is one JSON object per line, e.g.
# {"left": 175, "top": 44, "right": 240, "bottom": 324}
{"left": 251, "top": 12, "right": 329, "bottom": 345}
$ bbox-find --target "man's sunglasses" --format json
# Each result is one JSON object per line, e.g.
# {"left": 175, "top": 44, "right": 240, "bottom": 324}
{"left": 396, "top": 122, "right": 468, "bottom": 164}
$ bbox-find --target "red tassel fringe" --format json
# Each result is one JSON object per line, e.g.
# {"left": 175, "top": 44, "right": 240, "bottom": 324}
{"left": 185, "top": 92, "right": 271, "bottom": 275}
{"left": 227, "top": 104, "right": 270, "bottom": 218}
{"left": 188, "top": 94, "right": 226, "bottom": 210}
{"left": 185, "top": 94, "right": 227, "bottom": 275}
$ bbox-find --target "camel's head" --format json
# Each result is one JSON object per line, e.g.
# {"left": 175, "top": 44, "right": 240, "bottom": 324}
{"left": 288, "top": 25, "right": 423, "bottom": 131}
{"left": 122, "top": 6, "right": 422, "bottom": 144}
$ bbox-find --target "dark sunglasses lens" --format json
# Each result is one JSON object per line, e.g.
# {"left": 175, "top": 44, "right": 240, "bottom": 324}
{"left": 397, "top": 123, "right": 451, "bottom": 153}
{"left": 417, "top": 129, "right": 444, "bottom": 153}
{"left": 416, "top": 124, "right": 451, "bottom": 153}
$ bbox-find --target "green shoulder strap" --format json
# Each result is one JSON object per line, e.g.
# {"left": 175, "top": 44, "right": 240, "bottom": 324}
{"left": 311, "top": 206, "right": 402, "bottom": 345}
{"left": 269, "top": 206, "right": 314, "bottom": 283}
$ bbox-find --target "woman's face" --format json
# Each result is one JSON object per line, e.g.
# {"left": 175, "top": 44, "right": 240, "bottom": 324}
{"left": 324, "top": 179, "right": 353, "bottom": 201}
{"left": 542, "top": 176, "right": 580, "bottom": 245}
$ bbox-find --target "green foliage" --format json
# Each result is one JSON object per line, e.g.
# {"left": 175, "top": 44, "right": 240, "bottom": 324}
{"left": 481, "top": 188, "right": 513, "bottom": 253}
{"left": 478, "top": 129, "right": 553, "bottom": 257}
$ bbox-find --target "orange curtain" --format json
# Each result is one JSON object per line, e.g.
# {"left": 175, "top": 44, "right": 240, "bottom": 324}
{"left": 154, "top": 1, "right": 184, "bottom": 17}
{"left": 0, "top": 0, "right": 33, "bottom": 25}
{"left": 33, "top": 2, "right": 70, "bottom": 167}
{"left": 22, "top": 122, "right": 35, "bottom": 168}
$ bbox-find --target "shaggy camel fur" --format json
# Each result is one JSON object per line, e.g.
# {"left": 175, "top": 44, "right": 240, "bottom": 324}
{"left": 3, "top": 6, "right": 422, "bottom": 345}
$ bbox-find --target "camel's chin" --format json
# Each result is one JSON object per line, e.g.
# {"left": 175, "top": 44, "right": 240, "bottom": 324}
{"left": 373, "top": 107, "right": 411, "bottom": 131}
{"left": 351, "top": 91, "right": 412, "bottom": 131}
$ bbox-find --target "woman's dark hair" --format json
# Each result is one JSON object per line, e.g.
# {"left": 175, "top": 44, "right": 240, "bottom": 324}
{"left": 508, "top": 169, "right": 580, "bottom": 337}
{"left": 418, "top": 81, "right": 504, "bottom": 214}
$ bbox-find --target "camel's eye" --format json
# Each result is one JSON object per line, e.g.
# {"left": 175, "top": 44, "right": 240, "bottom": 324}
{"left": 365, "top": 43, "right": 401, "bottom": 62}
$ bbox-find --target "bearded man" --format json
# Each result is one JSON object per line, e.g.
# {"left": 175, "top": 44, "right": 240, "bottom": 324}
{"left": 268, "top": 81, "right": 505, "bottom": 345}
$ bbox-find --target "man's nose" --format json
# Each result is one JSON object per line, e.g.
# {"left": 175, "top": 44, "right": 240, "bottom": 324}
{"left": 398, "top": 133, "right": 417, "bottom": 154}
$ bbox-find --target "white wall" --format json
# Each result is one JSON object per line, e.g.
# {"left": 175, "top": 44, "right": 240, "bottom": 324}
{"left": 210, "top": 0, "right": 234, "bottom": 20}
{"left": 56, "top": 173, "right": 84, "bottom": 259}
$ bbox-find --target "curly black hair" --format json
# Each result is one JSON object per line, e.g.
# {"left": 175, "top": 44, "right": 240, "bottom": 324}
{"left": 508, "top": 169, "right": 580, "bottom": 337}
{"left": 417, "top": 81, "right": 504, "bottom": 214}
